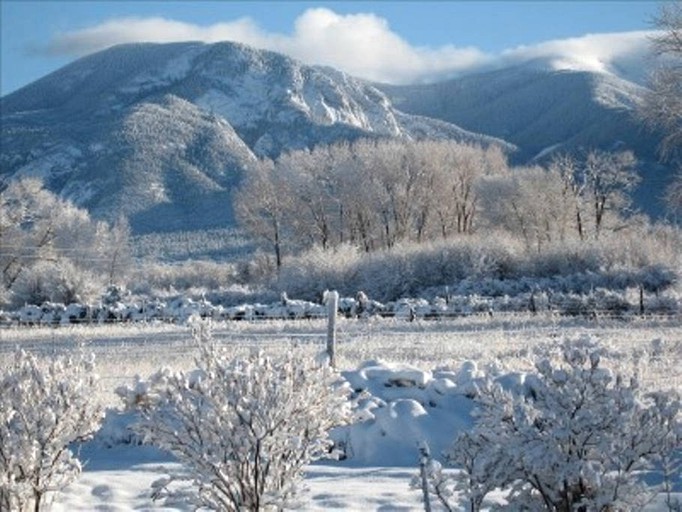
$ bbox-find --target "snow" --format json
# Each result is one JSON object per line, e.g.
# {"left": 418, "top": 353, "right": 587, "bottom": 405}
{"left": 51, "top": 451, "right": 429, "bottom": 511}
{"left": 118, "top": 48, "right": 201, "bottom": 95}
{"left": 46, "top": 353, "right": 679, "bottom": 510}
{"left": 15, "top": 145, "right": 82, "bottom": 182}
{"left": 531, "top": 142, "right": 563, "bottom": 161}
{"left": 46, "top": 358, "right": 483, "bottom": 509}
{"left": 195, "top": 88, "right": 263, "bottom": 129}
{"left": 2, "top": 317, "right": 680, "bottom": 510}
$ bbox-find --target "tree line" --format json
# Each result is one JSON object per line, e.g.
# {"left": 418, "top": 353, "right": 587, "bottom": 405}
{"left": 0, "top": 178, "right": 131, "bottom": 307}
{"left": 234, "top": 138, "right": 642, "bottom": 268}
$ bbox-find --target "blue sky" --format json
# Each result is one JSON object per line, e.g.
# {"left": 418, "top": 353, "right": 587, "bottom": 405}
{"left": 0, "top": 1, "right": 660, "bottom": 95}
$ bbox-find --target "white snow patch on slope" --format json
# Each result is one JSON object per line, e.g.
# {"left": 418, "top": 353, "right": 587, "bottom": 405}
{"left": 119, "top": 47, "right": 202, "bottom": 94}
{"left": 531, "top": 143, "right": 563, "bottom": 162}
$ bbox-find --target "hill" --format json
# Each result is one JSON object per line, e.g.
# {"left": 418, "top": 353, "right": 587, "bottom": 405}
{"left": 0, "top": 42, "right": 506, "bottom": 234}
{"left": 1, "top": 41, "right": 671, "bottom": 232}
{"left": 378, "top": 58, "right": 670, "bottom": 216}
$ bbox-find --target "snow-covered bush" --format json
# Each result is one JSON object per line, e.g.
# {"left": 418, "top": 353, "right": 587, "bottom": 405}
{"left": 1, "top": 178, "right": 131, "bottom": 307}
{"left": 117, "top": 344, "right": 351, "bottom": 511}
{"left": 0, "top": 349, "right": 104, "bottom": 511}
{"left": 275, "top": 239, "right": 513, "bottom": 301}
{"left": 10, "top": 259, "right": 102, "bottom": 308}
{"left": 273, "top": 230, "right": 680, "bottom": 303}
{"left": 130, "top": 260, "right": 238, "bottom": 295}
{"left": 421, "top": 338, "right": 682, "bottom": 511}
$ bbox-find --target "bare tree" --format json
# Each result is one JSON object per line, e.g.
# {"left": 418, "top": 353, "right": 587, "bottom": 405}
{"left": 431, "top": 142, "right": 507, "bottom": 238}
{"left": 583, "top": 149, "right": 639, "bottom": 238}
{"left": 337, "top": 141, "right": 380, "bottom": 252}
{"left": 234, "top": 159, "right": 294, "bottom": 270}
{"left": 550, "top": 153, "right": 587, "bottom": 240}
{"left": 103, "top": 215, "right": 132, "bottom": 284}
{"left": 0, "top": 179, "right": 58, "bottom": 291}
{"left": 640, "top": 2, "right": 682, "bottom": 214}
{"left": 642, "top": 2, "right": 682, "bottom": 159}
{"left": 276, "top": 145, "right": 346, "bottom": 251}
{"left": 480, "top": 165, "right": 576, "bottom": 252}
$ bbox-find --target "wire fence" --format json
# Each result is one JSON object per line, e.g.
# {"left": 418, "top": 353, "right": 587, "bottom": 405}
{"left": 2, "top": 304, "right": 680, "bottom": 330}
{"left": 2, "top": 312, "right": 680, "bottom": 396}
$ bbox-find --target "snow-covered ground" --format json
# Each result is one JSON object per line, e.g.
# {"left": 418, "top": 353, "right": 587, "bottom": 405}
{"left": 51, "top": 449, "right": 432, "bottom": 511}
{"left": 1, "top": 314, "right": 680, "bottom": 510}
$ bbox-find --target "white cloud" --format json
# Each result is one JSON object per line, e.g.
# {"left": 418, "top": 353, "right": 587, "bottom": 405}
{"left": 281, "top": 8, "right": 488, "bottom": 83}
{"left": 41, "top": 16, "right": 268, "bottom": 56}
{"left": 39, "top": 9, "right": 490, "bottom": 84}
{"left": 499, "top": 31, "right": 656, "bottom": 82}
{"left": 38, "top": 9, "right": 656, "bottom": 85}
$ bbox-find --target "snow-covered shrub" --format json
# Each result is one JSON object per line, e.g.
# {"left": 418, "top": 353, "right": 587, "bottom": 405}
{"left": 130, "top": 260, "right": 238, "bottom": 295}
{"left": 0, "top": 349, "right": 104, "bottom": 511}
{"left": 235, "top": 249, "right": 279, "bottom": 285}
{"left": 276, "top": 239, "right": 514, "bottom": 302}
{"left": 275, "top": 243, "right": 362, "bottom": 300}
{"left": 10, "top": 259, "right": 102, "bottom": 308}
{"left": 421, "top": 338, "right": 682, "bottom": 511}
{"left": 274, "top": 231, "right": 681, "bottom": 303}
{"left": 117, "top": 344, "right": 351, "bottom": 511}
{"left": 517, "top": 241, "right": 602, "bottom": 277}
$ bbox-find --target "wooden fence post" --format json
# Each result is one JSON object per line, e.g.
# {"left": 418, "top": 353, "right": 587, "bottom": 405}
{"left": 418, "top": 441, "right": 433, "bottom": 512}
{"left": 639, "top": 285, "right": 645, "bottom": 315}
{"left": 325, "top": 290, "right": 339, "bottom": 368}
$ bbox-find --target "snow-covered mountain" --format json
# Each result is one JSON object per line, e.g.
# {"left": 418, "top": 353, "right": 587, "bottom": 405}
{"left": 0, "top": 40, "right": 670, "bottom": 233}
{"left": 0, "top": 42, "right": 506, "bottom": 233}
{"left": 378, "top": 57, "right": 670, "bottom": 216}
{"left": 380, "top": 58, "right": 652, "bottom": 160}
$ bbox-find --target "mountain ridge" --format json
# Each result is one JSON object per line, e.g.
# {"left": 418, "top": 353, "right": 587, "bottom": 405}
{"left": 376, "top": 58, "right": 671, "bottom": 216}
{"left": 0, "top": 40, "right": 670, "bottom": 233}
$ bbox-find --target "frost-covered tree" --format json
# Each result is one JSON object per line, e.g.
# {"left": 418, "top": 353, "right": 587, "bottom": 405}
{"left": 421, "top": 338, "right": 681, "bottom": 511}
{"left": 480, "top": 165, "right": 575, "bottom": 251}
{"left": 234, "top": 139, "right": 510, "bottom": 257}
{"left": 1, "top": 179, "right": 60, "bottom": 292}
{"left": 276, "top": 144, "right": 348, "bottom": 250}
{"left": 430, "top": 141, "right": 508, "bottom": 238}
{"left": 117, "top": 344, "right": 350, "bottom": 511}
{"left": 98, "top": 215, "right": 132, "bottom": 284}
{"left": 583, "top": 149, "right": 639, "bottom": 238}
{"left": 234, "top": 158, "right": 296, "bottom": 269}
{"left": 480, "top": 150, "right": 640, "bottom": 247}
{"left": 550, "top": 153, "right": 588, "bottom": 240}
{"left": 639, "top": 2, "right": 682, "bottom": 216}
{"left": 0, "top": 178, "right": 131, "bottom": 306}
{"left": 0, "top": 349, "right": 103, "bottom": 511}
{"left": 640, "top": 1, "right": 682, "bottom": 161}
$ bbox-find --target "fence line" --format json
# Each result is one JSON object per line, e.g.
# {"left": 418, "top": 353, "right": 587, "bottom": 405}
{"left": 2, "top": 309, "right": 680, "bottom": 330}
{"left": 2, "top": 313, "right": 680, "bottom": 396}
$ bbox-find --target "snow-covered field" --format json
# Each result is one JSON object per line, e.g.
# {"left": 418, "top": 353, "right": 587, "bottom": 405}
{"left": 1, "top": 313, "right": 680, "bottom": 510}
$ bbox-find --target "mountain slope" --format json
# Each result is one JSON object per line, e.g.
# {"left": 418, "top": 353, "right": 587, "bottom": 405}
{"left": 378, "top": 59, "right": 670, "bottom": 216}
{"left": 1, "top": 42, "right": 509, "bottom": 233}
{"left": 380, "top": 60, "right": 655, "bottom": 159}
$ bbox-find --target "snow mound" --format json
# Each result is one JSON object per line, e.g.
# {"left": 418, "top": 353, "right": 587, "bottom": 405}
{"left": 334, "top": 360, "right": 481, "bottom": 466}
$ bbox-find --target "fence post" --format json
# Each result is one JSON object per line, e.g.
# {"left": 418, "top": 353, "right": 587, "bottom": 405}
{"left": 418, "top": 441, "right": 433, "bottom": 512}
{"left": 639, "top": 285, "right": 645, "bottom": 315}
{"left": 325, "top": 290, "right": 339, "bottom": 368}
